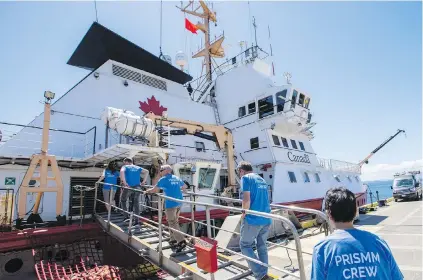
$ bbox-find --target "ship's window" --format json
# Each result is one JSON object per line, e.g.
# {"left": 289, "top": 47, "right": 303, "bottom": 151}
{"left": 299, "top": 141, "right": 305, "bottom": 151}
{"left": 347, "top": 176, "right": 352, "bottom": 183}
{"left": 198, "top": 168, "right": 217, "bottom": 189}
{"left": 272, "top": 135, "right": 280, "bottom": 146}
{"left": 250, "top": 137, "right": 259, "bottom": 149}
{"left": 315, "top": 173, "right": 321, "bottom": 183}
{"left": 248, "top": 102, "right": 256, "bottom": 114}
{"left": 288, "top": 171, "right": 297, "bottom": 183}
{"left": 291, "top": 90, "right": 298, "bottom": 108}
{"left": 290, "top": 140, "right": 298, "bottom": 149}
{"left": 281, "top": 137, "right": 289, "bottom": 148}
{"left": 195, "top": 141, "right": 205, "bottom": 152}
{"left": 276, "top": 90, "right": 287, "bottom": 112}
{"left": 307, "top": 112, "right": 312, "bottom": 124}
{"left": 334, "top": 175, "right": 341, "bottom": 182}
{"left": 304, "top": 97, "right": 310, "bottom": 109}
{"left": 259, "top": 173, "right": 264, "bottom": 178}
{"left": 258, "top": 95, "right": 274, "bottom": 119}
{"left": 303, "top": 172, "right": 310, "bottom": 183}
{"left": 299, "top": 93, "right": 305, "bottom": 106}
{"left": 238, "top": 106, "right": 246, "bottom": 117}
{"left": 355, "top": 176, "right": 360, "bottom": 183}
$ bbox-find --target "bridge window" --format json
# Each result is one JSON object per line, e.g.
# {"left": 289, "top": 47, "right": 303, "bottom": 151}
{"left": 198, "top": 168, "right": 217, "bottom": 189}
{"left": 304, "top": 97, "right": 310, "bottom": 109}
{"left": 248, "top": 102, "right": 256, "bottom": 114}
{"left": 288, "top": 171, "right": 297, "bottom": 183}
{"left": 347, "top": 176, "right": 352, "bottom": 183}
{"left": 303, "top": 172, "right": 310, "bottom": 183}
{"left": 334, "top": 175, "right": 341, "bottom": 182}
{"left": 276, "top": 90, "right": 287, "bottom": 112}
{"left": 250, "top": 137, "right": 259, "bottom": 149}
{"left": 195, "top": 141, "right": 205, "bottom": 152}
{"left": 238, "top": 106, "right": 246, "bottom": 117}
{"left": 299, "top": 141, "right": 305, "bottom": 151}
{"left": 299, "top": 93, "right": 305, "bottom": 106}
{"left": 272, "top": 135, "right": 280, "bottom": 146}
{"left": 281, "top": 137, "right": 289, "bottom": 148}
{"left": 355, "top": 176, "right": 360, "bottom": 183}
{"left": 315, "top": 173, "right": 321, "bottom": 183}
{"left": 291, "top": 90, "right": 298, "bottom": 108}
{"left": 290, "top": 140, "right": 298, "bottom": 149}
{"left": 258, "top": 95, "right": 274, "bottom": 119}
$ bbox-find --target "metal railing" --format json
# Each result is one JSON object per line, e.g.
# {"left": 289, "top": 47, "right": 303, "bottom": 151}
{"left": 317, "top": 157, "right": 361, "bottom": 174}
{"left": 93, "top": 182, "right": 311, "bottom": 279}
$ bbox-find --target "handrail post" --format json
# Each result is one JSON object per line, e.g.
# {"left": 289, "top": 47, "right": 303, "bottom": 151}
{"left": 205, "top": 206, "right": 212, "bottom": 238}
{"left": 107, "top": 187, "right": 113, "bottom": 232}
{"left": 93, "top": 183, "right": 98, "bottom": 215}
{"left": 190, "top": 194, "right": 195, "bottom": 237}
{"left": 158, "top": 195, "right": 163, "bottom": 264}
{"left": 128, "top": 211, "right": 133, "bottom": 238}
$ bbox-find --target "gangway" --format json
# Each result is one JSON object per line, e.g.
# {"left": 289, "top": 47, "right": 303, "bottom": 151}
{"left": 91, "top": 182, "right": 332, "bottom": 280}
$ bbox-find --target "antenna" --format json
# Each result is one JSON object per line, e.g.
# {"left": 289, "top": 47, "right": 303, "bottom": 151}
{"left": 283, "top": 72, "right": 292, "bottom": 84}
{"left": 93, "top": 0, "right": 99, "bottom": 22}
{"left": 252, "top": 16, "right": 258, "bottom": 47}
{"left": 268, "top": 25, "right": 275, "bottom": 75}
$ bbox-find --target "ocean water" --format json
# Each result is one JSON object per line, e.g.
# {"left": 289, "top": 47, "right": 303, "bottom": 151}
{"left": 365, "top": 180, "right": 393, "bottom": 203}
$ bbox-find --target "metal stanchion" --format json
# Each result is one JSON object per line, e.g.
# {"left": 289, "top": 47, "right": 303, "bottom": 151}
{"left": 205, "top": 206, "right": 212, "bottom": 238}
{"left": 93, "top": 183, "right": 98, "bottom": 215}
{"left": 158, "top": 196, "right": 163, "bottom": 265}
{"left": 107, "top": 188, "right": 113, "bottom": 231}
{"left": 190, "top": 194, "right": 195, "bottom": 237}
{"left": 128, "top": 211, "right": 134, "bottom": 243}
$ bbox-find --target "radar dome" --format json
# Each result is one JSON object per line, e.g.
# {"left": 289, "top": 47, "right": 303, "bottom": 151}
{"left": 175, "top": 51, "right": 188, "bottom": 70}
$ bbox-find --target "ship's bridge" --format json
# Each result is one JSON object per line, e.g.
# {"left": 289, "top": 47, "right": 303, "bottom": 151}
{"left": 251, "top": 86, "right": 314, "bottom": 139}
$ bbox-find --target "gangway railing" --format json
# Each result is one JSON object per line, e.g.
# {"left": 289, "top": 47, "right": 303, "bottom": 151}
{"left": 91, "top": 182, "right": 310, "bottom": 280}
{"left": 185, "top": 192, "right": 332, "bottom": 233}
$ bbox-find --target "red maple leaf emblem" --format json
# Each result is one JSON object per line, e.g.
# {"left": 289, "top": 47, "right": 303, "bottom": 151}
{"left": 139, "top": 95, "right": 167, "bottom": 116}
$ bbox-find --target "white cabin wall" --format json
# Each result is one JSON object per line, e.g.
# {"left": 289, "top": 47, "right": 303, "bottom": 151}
{"left": 230, "top": 122, "right": 273, "bottom": 165}
{"left": 0, "top": 60, "right": 222, "bottom": 162}
{"left": 215, "top": 64, "right": 271, "bottom": 124}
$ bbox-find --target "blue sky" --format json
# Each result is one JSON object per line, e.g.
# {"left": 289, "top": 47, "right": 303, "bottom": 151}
{"left": 0, "top": 1, "right": 421, "bottom": 180}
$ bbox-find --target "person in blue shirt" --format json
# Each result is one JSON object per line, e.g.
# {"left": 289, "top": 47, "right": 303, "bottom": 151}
{"left": 120, "top": 158, "right": 149, "bottom": 224}
{"left": 145, "top": 164, "right": 188, "bottom": 252}
{"left": 311, "top": 187, "right": 403, "bottom": 280}
{"left": 96, "top": 161, "right": 120, "bottom": 212}
{"left": 238, "top": 161, "right": 272, "bottom": 280}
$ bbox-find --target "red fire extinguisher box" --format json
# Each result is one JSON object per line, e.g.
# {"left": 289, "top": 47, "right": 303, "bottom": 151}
{"left": 194, "top": 237, "right": 218, "bottom": 273}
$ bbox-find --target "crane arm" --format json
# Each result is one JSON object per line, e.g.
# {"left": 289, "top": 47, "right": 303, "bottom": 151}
{"left": 145, "top": 113, "right": 237, "bottom": 191}
{"left": 359, "top": 129, "right": 405, "bottom": 167}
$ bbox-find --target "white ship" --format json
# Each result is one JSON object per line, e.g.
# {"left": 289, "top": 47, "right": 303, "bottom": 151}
{"left": 0, "top": 3, "right": 368, "bottom": 227}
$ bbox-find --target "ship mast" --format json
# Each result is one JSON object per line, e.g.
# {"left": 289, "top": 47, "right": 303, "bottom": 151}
{"left": 178, "top": 1, "right": 222, "bottom": 82}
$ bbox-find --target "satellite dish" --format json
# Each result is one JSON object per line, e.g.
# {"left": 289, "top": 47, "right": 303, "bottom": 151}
{"left": 175, "top": 51, "right": 188, "bottom": 70}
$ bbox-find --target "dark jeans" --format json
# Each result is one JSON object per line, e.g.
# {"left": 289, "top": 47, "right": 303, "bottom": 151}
{"left": 120, "top": 186, "right": 141, "bottom": 218}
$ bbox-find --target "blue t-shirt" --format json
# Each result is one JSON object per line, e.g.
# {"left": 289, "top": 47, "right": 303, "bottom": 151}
{"left": 240, "top": 173, "right": 271, "bottom": 225}
{"left": 103, "top": 169, "right": 119, "bottom": 191}
{"left": 311, "top": 228, "right": 403, "bottom": 280}
{"left": 121, "top": 165, "right": 143, "bottom": 187}
{"left": 157, "top": 174, "right": 184, "bottom": 209}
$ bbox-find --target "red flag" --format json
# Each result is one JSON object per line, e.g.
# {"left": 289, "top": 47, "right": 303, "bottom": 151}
{"left": 185, "top": 18, "right": 198, "bottom": 34}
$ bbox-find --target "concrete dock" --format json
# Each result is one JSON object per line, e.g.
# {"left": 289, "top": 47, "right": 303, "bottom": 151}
{"left": 234, "top": 200, "right": 423, "bottom": 279}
